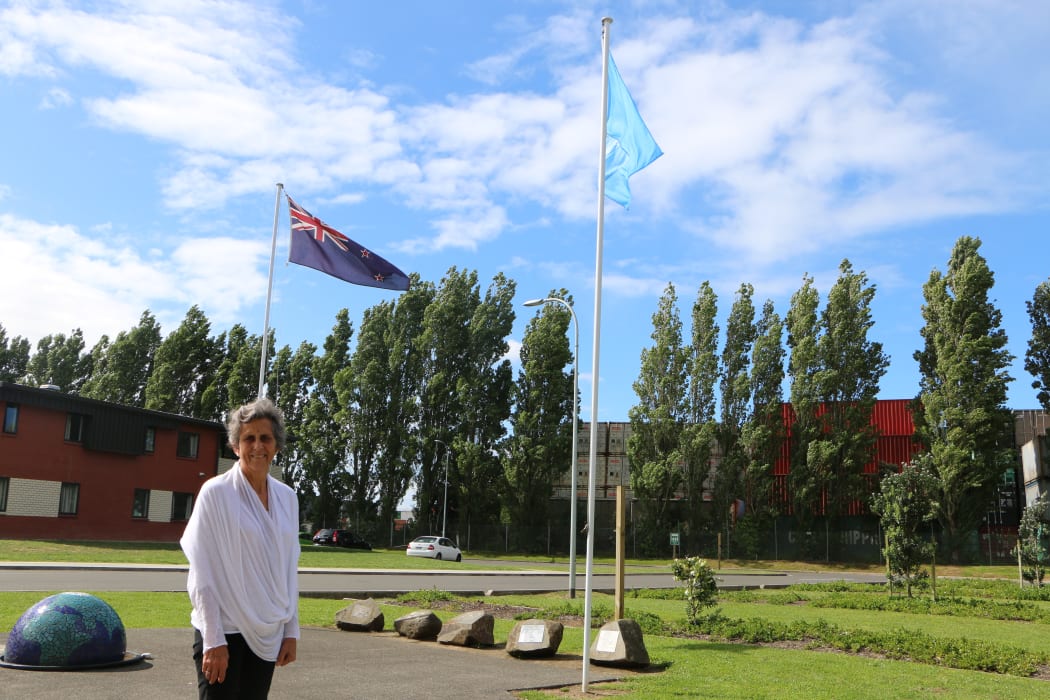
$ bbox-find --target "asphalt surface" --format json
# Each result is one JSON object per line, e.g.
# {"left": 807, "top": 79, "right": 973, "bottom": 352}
{"left": 0, "top": 627, "right": 625, "bottom": 699}
{"left": 0, "top": 561, "right": 887, "bottom": 594}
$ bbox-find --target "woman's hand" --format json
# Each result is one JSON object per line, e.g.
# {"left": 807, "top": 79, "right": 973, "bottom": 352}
{"left": 201, "top": 644, "right": 230, "bottom": 685}
{"left": 276, "top": 637, "right": 297, "bottom": 667}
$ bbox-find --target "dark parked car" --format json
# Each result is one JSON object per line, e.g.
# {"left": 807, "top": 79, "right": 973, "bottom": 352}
{"left": 312, "top": 528, "right": 372, "bottom": 550}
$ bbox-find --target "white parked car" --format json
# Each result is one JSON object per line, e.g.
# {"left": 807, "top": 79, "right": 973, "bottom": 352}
{"left": 406, "top": 535, "right": 462, "bottom": 561}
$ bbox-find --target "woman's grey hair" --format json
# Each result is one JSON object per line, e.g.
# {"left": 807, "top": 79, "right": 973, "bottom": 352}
{"left": 226, "top": 397, "right": 287, "bottom": 451}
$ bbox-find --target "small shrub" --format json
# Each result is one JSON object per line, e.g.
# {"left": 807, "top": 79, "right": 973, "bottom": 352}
{"left": 397, "top": 586, "right": 455, "bottom": 605}
{"left": 670, "top": 556, "right": 719, "bottom": 624}
{"left": 627, "top": 610, "right": 666, "bottom": 636}
{"left": 628, "top": 587, "right": 685, "bottom": 600}
{"left": 691, "top": 610, "right": 1047, "bottom": 676}
{"left": 1015, "top": 493, "right": 1050, "bottom": 587}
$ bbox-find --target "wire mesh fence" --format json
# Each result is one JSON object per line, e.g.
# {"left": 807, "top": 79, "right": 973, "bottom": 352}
{"left": 366, "top": 500, "right": 1020, "bottom": 566}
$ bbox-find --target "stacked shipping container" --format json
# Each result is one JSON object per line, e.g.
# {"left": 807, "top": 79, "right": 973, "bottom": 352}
{"left": 552, "top": 421, "right": 633, "bottom": 500}
{"left": 550, "top": 402, "right": 1031, "bottom": 537}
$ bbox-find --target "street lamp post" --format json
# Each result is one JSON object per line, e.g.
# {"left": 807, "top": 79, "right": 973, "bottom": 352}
{"left": 524, "top": 296, "right": 580, "bottom": 598}
{"left": 434, "top": 439, "right": 450, "bottom": 539}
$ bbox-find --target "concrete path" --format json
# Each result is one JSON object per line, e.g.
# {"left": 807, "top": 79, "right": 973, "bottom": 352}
{"left": 1, "top": 627, "right": 624, "bottom": 699}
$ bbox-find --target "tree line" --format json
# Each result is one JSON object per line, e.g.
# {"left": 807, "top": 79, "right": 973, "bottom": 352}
{"left": 0, "top": 267, "right": 574, "bottom": 548}
{"left": 2, "top": 236, "right": 1049, "bottom": 560}
{"left": 627, "top": 236, "right": 1050, "bottom": 562}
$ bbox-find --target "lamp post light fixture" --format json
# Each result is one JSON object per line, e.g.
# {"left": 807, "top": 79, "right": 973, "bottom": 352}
{"left": 434, "top": 439, "right": 451, "bottom": 539}
{"left": 524, "top": 296, "right": 580, "bottom": 598}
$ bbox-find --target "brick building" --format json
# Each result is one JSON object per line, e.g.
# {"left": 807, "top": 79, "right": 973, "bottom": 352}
{"left": 0, "top": 382, "right": 231, "bottom": 542}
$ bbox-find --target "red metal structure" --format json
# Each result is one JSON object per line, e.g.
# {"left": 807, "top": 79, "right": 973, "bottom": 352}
{"left": 772, "top": 398, "right": 923, "bottom": 516}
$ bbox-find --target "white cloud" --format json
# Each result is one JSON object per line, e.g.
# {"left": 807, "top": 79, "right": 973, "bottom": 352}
{"left": 602, "top": 273, "right": 672, "bottom": 298}
{"left": 38, "top": 86, "right": 71, "bottom": 109}
{"left": 325, "top": 192, "right": 367, "bottom": 207}
{"left": 0, "top": 213, "right": 267, "bottom": 346}
{"left": 503, "top": 338, "right": 523, "bottom": 368}
{"left": 1, "top": 0, "right": 1039, "bottom": 274}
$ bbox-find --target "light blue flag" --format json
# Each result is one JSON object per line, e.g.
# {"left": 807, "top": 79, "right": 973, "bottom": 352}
{"left": 605, "top": 53, "right": 663, "bottom": 208}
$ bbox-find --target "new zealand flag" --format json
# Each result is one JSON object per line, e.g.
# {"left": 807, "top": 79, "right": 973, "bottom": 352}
{"left": 287, "top": 195, "right": 410, "bottom": 291}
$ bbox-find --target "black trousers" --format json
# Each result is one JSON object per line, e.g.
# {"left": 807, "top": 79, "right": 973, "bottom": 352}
{"left": 193, "top": 629, "right": 276, "bottom": 700}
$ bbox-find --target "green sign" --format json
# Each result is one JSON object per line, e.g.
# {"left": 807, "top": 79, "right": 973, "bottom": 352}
{"left": 670, "top": 533, "right": 680, "bottom": 546}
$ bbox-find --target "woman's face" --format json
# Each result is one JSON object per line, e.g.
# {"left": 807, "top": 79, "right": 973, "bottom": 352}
{"left": 235, "top": 418, "right": 279, "bottom": 471}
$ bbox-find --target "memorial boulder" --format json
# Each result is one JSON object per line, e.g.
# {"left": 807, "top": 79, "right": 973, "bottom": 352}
{"left": 505, "top": 618, "right": 563, "bottom": 658}
{"left": 588, "top": 618, "right": 650, "bottom": 668}
{"left": 393, "top": 610, "right": 443, "bottom": 640}
{"left": 437, "top": 610, "right": 494, "bottom": 647}
{"left": 335, "top": 598, "right": 385, "bottom": 632}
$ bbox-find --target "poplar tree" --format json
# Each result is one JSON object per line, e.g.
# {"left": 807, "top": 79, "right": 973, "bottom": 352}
{"left": 504, "top": 290, "right": 574, "bottom": 551}
{"left": 738, "top": 299, "right": 785, "bottom": 553}
{"left": 715, "top": 283, "right": 757, "bottom": 539}
{"left": 200, "top": 324, "right": 270, "bottom": 420}
{"left": 454, "top": 272, "right": 516, "bottom": 534}
{"left": 785, "top": 274, "right": 823, "bottom": 549}
{"left": 416, "top": 269, "right": 477, "bottom": 533}
{"left": 628, "top": 283, "right": 689, "bottom": 546}
{"left": 0, "top": 324, "right": 31, "bottom": 383}
{"left": 267, "top": 340, "right": 316, "bottom": 493}
{"left": 300, "top": 309, "right": 354, "bottom": 529}
{"left": 1025, "top": 278, "right": 1050, "bottom": 412}
{"left": 378, "top": 277, "right": 434, "bottom": 531}
{"left": 811, "top": 260, "right": 889, "bottom": 519}
{"left": 24, "top": 329, "right": 91, "bottom": 393}
{"left": 914, "top": 236, "right": 1014, "bottom": 562}
{"left": 80, "top": 310, "right": 162, "bottom": 406}
{"left": 145, "top": 305, "right": 218, "bottom": 417}
{"left": 681, "top": 282, "right": 719, "bottom": 540}
{"left": 337, "top": 304, "right": 388, "bottom": 531}
{"left": 415, "top": 268, "right": 513, "bottom": 537}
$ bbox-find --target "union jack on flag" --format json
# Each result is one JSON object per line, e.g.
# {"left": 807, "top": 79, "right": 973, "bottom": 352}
{"left": 286, "top": 194, "right": 410, "bottom": 291}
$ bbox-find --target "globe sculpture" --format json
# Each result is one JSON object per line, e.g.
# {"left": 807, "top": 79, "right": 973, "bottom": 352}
{"left": 2, "top": 592, "right": 135, "bottom": 669}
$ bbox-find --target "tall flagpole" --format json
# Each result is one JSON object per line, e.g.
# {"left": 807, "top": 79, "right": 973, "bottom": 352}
{"left": 581, "top": 15, "right": 613, "bottom": 693}
{"left": 257, "top": 182, "right": 284, "bottom": 399}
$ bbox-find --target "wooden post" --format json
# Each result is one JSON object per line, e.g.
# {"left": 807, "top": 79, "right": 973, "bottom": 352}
{"left": 717, "top": 532, "right": 722, "bottom": 571}
{"left": 1018, "top": 541, "right": 1024, "bottom": 589}
{"left": 614, "top": 486, "right": 626, "bottom": 620}
{"left": 885, "top": 531, "right": 891, "bottom": 597}
{"left": 930, "top": 529, "right": 937, "bottom": 602}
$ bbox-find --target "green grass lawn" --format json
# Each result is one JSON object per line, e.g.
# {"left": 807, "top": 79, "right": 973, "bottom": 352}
{"left": 3, "top": 540, "right": 1046, "bottom": 699}
{"left": 0, "top": 538, "right": 1012, "bottom": 579}
{"left": 3, "top": 589, "right": 1048, "bottom": 699}
{"left": 0, "top": 538, "right": 660, "bottom": 571}
{"left": 0, "top": 538, "right": 539, "bottom": 570}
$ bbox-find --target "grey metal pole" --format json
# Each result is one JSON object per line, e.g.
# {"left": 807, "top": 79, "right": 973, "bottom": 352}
{"left": 523, "top": 296, "right": 580, "bottom": 597}
{"left": 435, "top": 439, "right": 449, "bottom": 539}
{"left": 582, "top": 17, "right": 614, "bottom": 690}
{"left": 257, "top": 183, "right": 283, "bottom": 398}
{"left": 442, "top": 450, "right": 449, "bottom": 539}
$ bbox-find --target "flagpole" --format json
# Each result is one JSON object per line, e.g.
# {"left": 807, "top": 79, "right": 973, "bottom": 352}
{"left": 257, "top": 182, "right": 284, "bottom": 399}
{"left": 581, "top": 15, "right": 613, "bottom": 693}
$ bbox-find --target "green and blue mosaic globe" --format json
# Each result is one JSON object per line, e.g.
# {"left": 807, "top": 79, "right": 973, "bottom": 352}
{"left": 4, "top": 592, "right": 126, "bottom": 668}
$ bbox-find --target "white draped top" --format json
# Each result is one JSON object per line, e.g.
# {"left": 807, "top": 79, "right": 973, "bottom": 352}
{"left": 180, "top": 464, "right": 301, "bottom": 661}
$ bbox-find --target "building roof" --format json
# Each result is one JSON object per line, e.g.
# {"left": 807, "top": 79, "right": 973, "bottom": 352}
{"left": 0, "top": 381, "right": 223, "bottom": 456}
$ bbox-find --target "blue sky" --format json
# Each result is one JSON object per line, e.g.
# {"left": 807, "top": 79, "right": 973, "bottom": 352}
{"left": 1, "top": 0, "right": 1048, "bottom": 422}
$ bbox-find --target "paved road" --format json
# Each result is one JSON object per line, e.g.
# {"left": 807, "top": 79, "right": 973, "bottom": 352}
{"left": 0, "top": 561, "right": 885, "bottom": 595}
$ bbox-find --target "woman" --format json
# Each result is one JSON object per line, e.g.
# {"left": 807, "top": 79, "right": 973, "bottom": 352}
{"left": 180, "top": 398, "right": 300, "bottom": 699}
